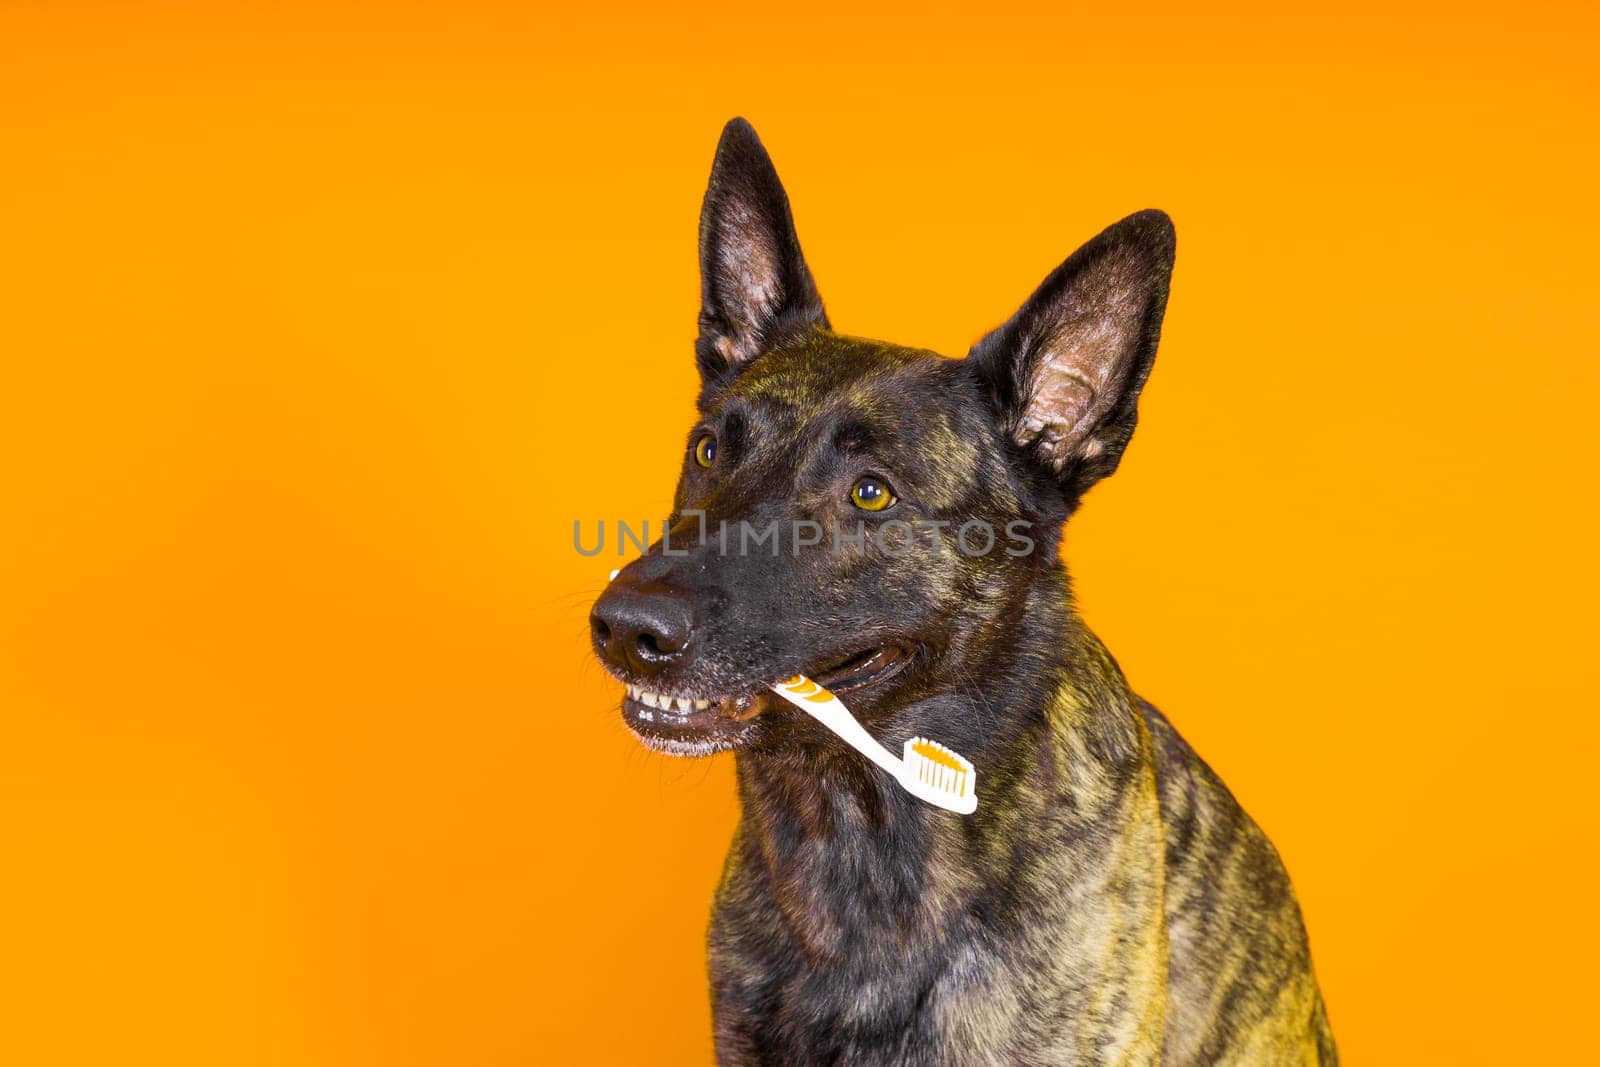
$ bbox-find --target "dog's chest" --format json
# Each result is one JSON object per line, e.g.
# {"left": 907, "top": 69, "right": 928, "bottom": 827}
{"left": 707, "top": 776, "right": 1171, "bottom": 1065}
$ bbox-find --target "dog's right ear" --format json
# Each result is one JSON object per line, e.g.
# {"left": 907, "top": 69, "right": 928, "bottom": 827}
{"left": 695, "top": 118, "right": 828, "bottom": 392}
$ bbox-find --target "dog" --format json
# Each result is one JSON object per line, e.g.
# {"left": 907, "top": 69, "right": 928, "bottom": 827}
{"left": 590, "top": 118, "right": 1335, "bottom": 1065}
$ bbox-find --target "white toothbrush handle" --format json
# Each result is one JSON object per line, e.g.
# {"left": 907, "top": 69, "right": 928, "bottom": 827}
{"left": 768, "top": 678, "right": 977, "bottom": 814}
{"left": 782, "top": 688, "right": 904, "bottom": 777}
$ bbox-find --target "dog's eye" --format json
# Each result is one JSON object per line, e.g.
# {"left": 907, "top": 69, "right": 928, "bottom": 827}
{"left": 850, "top": 476, "right": 895, "bottom": 512}
{"left": 693, "top": 434, "right": 717, "bottom": 468}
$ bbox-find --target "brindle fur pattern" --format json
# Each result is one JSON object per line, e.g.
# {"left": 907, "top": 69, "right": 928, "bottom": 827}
{"left": 595, "top": 119, "right": 1335, "bottom": 1064}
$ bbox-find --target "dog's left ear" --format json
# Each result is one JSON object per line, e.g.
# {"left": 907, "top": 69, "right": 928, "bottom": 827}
{"left": 968, "top": 209, "right": 1176, "bottom": 499}
{"left": 695, "top": 118, "right": 828, "bottom": 391}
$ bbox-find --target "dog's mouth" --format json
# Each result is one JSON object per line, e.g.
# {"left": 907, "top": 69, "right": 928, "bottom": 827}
{"left": 811, "top": 644, "right": 913, "bottom": 692}
{"left": 620, "top": 644, "right": 914, "bottom": 756}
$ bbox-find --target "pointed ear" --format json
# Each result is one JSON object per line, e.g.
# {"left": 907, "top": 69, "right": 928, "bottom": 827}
{"left": 967, "top": 210, "right": 1176, "bottom": 499}
{"left": 695, "top": 118, "right": 828, "bottom": 389}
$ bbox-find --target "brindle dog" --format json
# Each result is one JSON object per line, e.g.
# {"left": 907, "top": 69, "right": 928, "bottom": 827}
{"left": 590, "top": 119, "right": 1335, "bottom": 1065}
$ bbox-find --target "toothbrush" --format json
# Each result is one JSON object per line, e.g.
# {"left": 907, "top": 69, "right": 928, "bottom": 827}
{"left": 770, "top": 674, "right": 978, "bottom": 814}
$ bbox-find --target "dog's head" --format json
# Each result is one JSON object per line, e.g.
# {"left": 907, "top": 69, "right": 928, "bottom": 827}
{"left": 591, "top": 119, "right": 1174, "bottom": 760}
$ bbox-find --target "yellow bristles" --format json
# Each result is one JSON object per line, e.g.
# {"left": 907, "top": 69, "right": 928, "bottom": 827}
{"left": 906, "top": 737, "right": 974, "bottom": 797}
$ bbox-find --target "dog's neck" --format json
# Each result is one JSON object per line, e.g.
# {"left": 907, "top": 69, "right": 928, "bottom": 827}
{"left": 726, "top": 575, "right": 1143, "bottom": 970}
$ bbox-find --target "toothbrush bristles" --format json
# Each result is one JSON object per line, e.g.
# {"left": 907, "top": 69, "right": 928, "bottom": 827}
{"left": 905, "top": 736, "right": 975, "bottom": 798}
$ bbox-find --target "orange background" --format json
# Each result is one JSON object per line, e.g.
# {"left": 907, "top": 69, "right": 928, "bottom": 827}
{"left": 2, "top": 2, "right": 1597, "bottom": 1063}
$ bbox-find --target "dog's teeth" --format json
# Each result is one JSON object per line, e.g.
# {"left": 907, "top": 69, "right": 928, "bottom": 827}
{"left": 627, "top": 688, "right": 718, "bottom": 713}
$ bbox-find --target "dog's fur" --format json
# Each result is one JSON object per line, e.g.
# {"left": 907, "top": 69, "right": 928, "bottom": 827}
{"left": 591, "top": 119, "right": 1335, "bottom": 1064}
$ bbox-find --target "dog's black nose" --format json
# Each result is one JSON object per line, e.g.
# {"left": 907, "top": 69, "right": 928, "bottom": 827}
{"left": 591, "top": 574, "right": 695, "bottom": 677}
